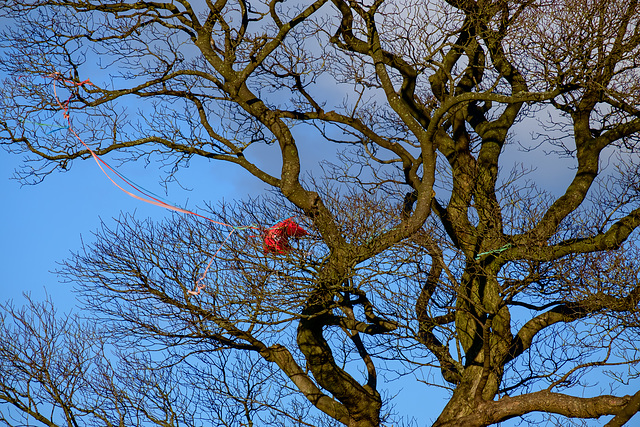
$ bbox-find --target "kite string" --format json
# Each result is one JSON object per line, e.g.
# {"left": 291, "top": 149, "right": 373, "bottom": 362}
{"left": 47, "top": 74, "right": 261, "bottom": 296}
{"left": 18, "top": 118, "right": 69, "bottom": 134}
{"left": 188, "top": 228, "right": 237, "bottom": 296}
{"left": 51, "top": 77, "right": 214, "bottom": 219}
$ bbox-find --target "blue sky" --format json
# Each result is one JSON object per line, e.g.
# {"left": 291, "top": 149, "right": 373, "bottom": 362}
{"left": 1, "top": 4, "right": 639, "bottom": 426}
{"left": 0, "top": 147, "right": 261, "bottom": 303}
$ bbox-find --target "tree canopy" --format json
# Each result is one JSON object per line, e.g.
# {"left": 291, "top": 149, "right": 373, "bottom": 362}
{"left": 1, "top": 1, "right": 640, "bottom": 426}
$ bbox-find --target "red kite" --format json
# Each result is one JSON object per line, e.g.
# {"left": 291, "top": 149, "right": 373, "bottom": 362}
{"left": 263, "top": 218, "right": 308, "bottom": 254}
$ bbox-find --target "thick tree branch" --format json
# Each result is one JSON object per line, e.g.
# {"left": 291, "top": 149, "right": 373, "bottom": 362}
{"left": 435, "top": 390, "right": 634, "bottom": 427}
{"left": 605, "top": 389, "right": 640, "bottom": 427}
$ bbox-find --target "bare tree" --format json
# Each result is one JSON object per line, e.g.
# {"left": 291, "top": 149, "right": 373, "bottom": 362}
{"left": 1, "top": 0, "right": 640, "bottom": 426}
{"left": 0, "top": 294, "right": 327, "bottom": 427}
